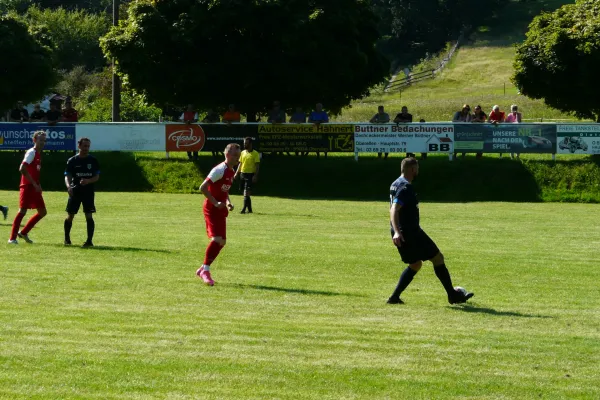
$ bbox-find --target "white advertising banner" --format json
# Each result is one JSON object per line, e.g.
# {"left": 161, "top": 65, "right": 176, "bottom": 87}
{"left": 354, "top": 124, "right": 455, "bottom": 153}
{"left": 76, "top": 123, "right": 165, "bottom": 151}
{"left": 556, "top": 124, "right": 600, "bottom": 154}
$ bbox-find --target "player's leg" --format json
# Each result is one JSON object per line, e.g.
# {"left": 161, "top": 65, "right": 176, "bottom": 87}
{"left": 64, "top": 214, "right": 75, "bottom": 245}
{"left": 9, "top": 208, "right": 27, "bottom": 243}
{"left": 197, "top": 213, "right": 226, "bottom": 285}
{"left": 19, "top": 206, "right": 47, "bottom": 243}
{"left": 82, "top": 192, "right": 96, "bottom": 247}
{"left": 64, "top": 193, "right": 81, "bottom": 245}
{"left": 245, "top": 174, "right": 254, "bottom": 213}
{"left": 429, "top": 251, "right": 474, "bottom": 304}
{"left": 388, "top": 260, "right": 422, "bottom": 304}
{"left": 240, "top": 174, "right": 249, "bottom": 214}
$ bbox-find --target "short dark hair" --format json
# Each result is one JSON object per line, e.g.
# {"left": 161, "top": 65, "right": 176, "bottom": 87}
{"left": 401, "top": 157, "right": 418, "bottom": 173}
{"left": 244, "top": 137, "right": 253, "bottom": 143}
{"left": 78, "top": 137, "right": 91, "bottom": 145}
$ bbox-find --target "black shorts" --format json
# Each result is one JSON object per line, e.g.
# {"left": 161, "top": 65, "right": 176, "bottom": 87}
{"left": 393, "top": 229, "right": 439, "bottom": 264}
{"left": 66, "top": 191, "right": 96, "bottom": 214}
{"left": 240, "top": 173, "right": 254, "bottom": 192}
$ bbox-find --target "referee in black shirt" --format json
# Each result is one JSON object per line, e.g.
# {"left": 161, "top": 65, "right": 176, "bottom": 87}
{"left": 388, "top": 157, "right": 474, "bottom": 305}
{"left": 64, "top": 137, "right": 100, "bottom": 247}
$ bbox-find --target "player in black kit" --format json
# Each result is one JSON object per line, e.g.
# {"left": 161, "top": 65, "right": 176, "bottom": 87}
{"left": 64, "top": 137, "right": 100, "bottom": 247}
{"left": 387, "top": 157, "right": 474, "bottom": 305}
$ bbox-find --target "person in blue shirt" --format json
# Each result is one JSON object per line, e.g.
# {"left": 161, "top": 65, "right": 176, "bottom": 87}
{"left": 308, "top": 103, "right": 329, "bottom": 124}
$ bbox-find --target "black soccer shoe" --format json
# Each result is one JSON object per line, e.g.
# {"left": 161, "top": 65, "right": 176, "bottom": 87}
{"left": 386, "top": 297, "right": 405, "bottom": 305}
{"left": 64, "top": 239, "right": 72, "bottom": 246}
{"left": 448, "top": 290, "right": 474, "bottom": 304}
{"left": 82, "top": 241, "right": 94, "bottom": 248}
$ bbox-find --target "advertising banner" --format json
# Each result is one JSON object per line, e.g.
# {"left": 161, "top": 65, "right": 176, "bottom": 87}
{"left": 354, "top": 124, "right": 454, "bottom": 153}
{"left": 454, "top": 124, "right": 556, "bottom": 153}
{"left": 165, "top": 124, "right": 257, "bottom": 152}
{"left": 77, "top": 123, "right": 164, "bottom": 151}
{"left": 556, "top": 124, "right": 600, "bottom": 154}
{"left": 257, "top": 124, "right": 354, "bottom": 152}
{"left": 0, "top": 123, "right": 76, "bottom": 150}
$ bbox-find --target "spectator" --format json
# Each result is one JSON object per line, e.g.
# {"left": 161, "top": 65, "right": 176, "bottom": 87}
{"left": 10, "top": 101, "right": 29, "bottom": 122}
{"left": 29, "top": 104, "right": 46, "bottom": 122}
{"left": 488, "top": 105, "right": 505, "bottom": 123}
{"left": 393, "top": 106, "right": 412, "bottom": 123}
{"left": 202, "top": 109, "right": 220, "bottom": 123}
{"left": 61, "top": 99, "right": 79, "bottom": 122}
{"left": 180, "top": 104, "right": 199, "bottom": 160}
{"left": 419, "top": 119, "right": 428, "bottom": 160}
{"left": 46, "top": 102, "right": 62, "bottom": 126}
{"left": 308, "top": 103, "right": 329, "bottom": 124}
{"left": 453, "top": 104, "right": 472, "bottom": 122}
{"left": 506, "top": 105, "right": 522, "bottom": 159}
{"left": 289, "top": 107, "right": 307, "bottom": 123}
{"left": 471, "top": 105, "right": 487, "bottom": 123}
{"left": 267, "top": 101, "right": 286, "bottom": 123}
{"left": 371, "top": 105, "right": 391, "bottom": 158}
{"left": 223, "top": 104, "right": 241, "bottom": 123}
{"left": 505, "top": 104, "right": 522, "bottom": 123}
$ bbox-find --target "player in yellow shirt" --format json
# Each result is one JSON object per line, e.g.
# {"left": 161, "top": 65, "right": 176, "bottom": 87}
{"left": 234, "top": 137, "right": 260, "bottom": 214}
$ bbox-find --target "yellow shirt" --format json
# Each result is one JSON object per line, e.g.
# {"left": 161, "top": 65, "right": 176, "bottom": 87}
{"left": 239, "top": 149, "right": 260, "bottom": 173}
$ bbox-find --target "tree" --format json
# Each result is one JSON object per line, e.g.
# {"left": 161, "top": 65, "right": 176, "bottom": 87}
{"left": 513, "top": 0, "right": 600, "bottom": 121}
{"left": 101, "top": 0, "right": 388, "bottom": 116}
{"left": 19, "top": 6, "right": 110, "bottom": 71}
{"left": 0, "top": 0, "right": 112, "bottom": 13}
{"left": 0, "top": 16, "right": 56, "bottom": 112}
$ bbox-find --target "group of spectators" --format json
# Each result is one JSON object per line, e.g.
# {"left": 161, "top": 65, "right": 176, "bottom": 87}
{"left": 452, "top": 104, "right": 522, "bottom": 124}
{"left": 7, "top": 99, "right": 79, "bottom": 124}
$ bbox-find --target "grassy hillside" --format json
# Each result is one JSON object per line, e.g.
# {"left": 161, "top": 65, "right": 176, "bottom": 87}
{"left": 335, "top": 0, "right": 582, "bottom": 123}
{"left": 1, "top": 152, "right": 599, "bottom": 203}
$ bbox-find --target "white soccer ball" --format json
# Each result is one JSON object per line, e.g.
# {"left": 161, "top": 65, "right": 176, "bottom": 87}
{"left": 454, "top": 286, "right": 467, "bottom": 295}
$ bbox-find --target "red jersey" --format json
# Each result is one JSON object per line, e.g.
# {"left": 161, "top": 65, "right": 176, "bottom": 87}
{"left": 20, "top": 148, "right": 41, "bottom": 188}
{"left": 203, "top": 162, "right": 235, "bottom": 211}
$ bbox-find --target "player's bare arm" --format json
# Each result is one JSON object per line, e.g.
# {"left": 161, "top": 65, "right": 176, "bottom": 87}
{"left": 200, "top": 181, "right": 225, "bottom": 209}
{"left": 65, "top": 174, "right": 73, "bottom": 196}
{"left": 19, "top": 164, "right": 41, "bottom": 192}
{"left": 390, "top": 203, "right": 404, "bottom": 246}
{"left": 80, "top": 175, "right": 100, "bottom": 186}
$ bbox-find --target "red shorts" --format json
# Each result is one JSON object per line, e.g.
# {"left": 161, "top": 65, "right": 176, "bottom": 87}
{"left": 204, "top": 208, "right": 228, "bottom": 239}
{"left": 19, "top": 185, "right": 46, "bottom": 210}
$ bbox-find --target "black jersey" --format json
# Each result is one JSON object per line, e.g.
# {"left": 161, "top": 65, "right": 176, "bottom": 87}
{"left": 65, "top": 155, "right": 100, "bottom": 192}
{"left": 390, "top": 176, "right": 420, "bottom": 232}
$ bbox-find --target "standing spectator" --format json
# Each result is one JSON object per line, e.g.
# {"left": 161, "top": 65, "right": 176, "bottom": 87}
{"left": 46, "top": 102, "right": 62, "bottom": 126}
{"left": 471, "top": 105, "right": 487, "bottom": 159}
{"left": 488, "top": 105, "right": 505, "bottom": 123}
{"left": 308, "top": 103, "right": 329, "bottom": 158}
{"left": 505, "top": 105, "right": 522, "bottom": 159}
{"left": 29, "top": 104, "right": 46, "bottom": 122}
{"left": 371, "top": 105, "right": 390, "bottom": 158}
{"left": 267, "top": 101, "right": 286, "bottom": 123}
{"left": 180, "top": 104, "right": 199, "bottom": 161}
{"left": 452, "top": 104, "right": 472, "bottom": 122}
{"left": 289, "top": 107, "right": 307, "bottom": 123}
{"left": 223, "top": 104, "right": 241, "bottom": 124}
{"left": 61, "top": 99, "right": 79, "bottom": 122}
{"left": 203, "top": 109, "right": 221, "bottom": 123}
{"left": 394, "top": 106, "right": 413, "bottom": 123}
{"left": 10, "top": 101, "right": 29, "bottom": 122}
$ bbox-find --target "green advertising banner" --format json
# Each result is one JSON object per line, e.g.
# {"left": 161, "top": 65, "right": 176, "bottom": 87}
{"left": 257, "top": 124, "right": 354, "bottom": 152}
{"left": 454, "top": 124, "right": 557, "bottom": 153}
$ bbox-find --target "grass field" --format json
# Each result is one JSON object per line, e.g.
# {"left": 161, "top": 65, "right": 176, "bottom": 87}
{"left": 334, "top": 0, "right": 582, "bottom": 123}
{"left": 1, "top": 191, "right": 600, "bottom": 399}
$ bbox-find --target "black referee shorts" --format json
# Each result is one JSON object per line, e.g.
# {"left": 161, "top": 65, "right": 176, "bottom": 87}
{"left": 393, "top": 229, "right": 440, "bottom": 265}
{"left": 66, "top": 190, "right": 96, "bottom": 215}
{"left": 240, "top": 173, "right": 254, "bottom": 192}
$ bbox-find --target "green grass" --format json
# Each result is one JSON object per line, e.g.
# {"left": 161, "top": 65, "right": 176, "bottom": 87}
{"left": 335, "top": 0, "right": 583, "bottom": 123}
{"left": 1, "top": 192, "right": 600, "bottom": 399}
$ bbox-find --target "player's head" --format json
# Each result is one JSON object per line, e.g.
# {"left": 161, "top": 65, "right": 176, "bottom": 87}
{"left": 224, "top": 143, "right": 241, "bottom": 166}
{"left": 32, "top": 130, "right": 47, "bottom": 149}
{"left": 78, "top": 137, "right": 91, "bottom": 156}
{"left": 401, "top": 157, "right": 419, "bottom": 178}
{"left": 243, "top": 137, "right": 253, "bottom": 150}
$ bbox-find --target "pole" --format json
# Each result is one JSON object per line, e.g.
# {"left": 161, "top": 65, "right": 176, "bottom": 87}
{"left": 112, "top": 0, "right": 121, "bottom": 122}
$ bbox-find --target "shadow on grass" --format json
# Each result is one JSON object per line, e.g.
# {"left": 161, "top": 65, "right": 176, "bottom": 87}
{"left": 228, "top": 283, "right": 363, "bottom": 297}
{"left": 450, "top": 304, "right": 553, "bottom": 319}
{"left": 45, "top": 243, "right": 172, "bottom": 253}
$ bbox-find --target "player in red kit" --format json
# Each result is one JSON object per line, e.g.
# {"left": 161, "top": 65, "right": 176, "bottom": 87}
{"left": 8, "top": 131, "right": 48, "bottom": 244}
{"left": 196, "top": 143, "right": 241, "bottom": 285}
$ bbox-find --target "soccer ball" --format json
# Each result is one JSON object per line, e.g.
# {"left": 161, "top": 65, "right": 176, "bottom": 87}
{"left": 454, "top": 286, "right": 468, "bottom": 295}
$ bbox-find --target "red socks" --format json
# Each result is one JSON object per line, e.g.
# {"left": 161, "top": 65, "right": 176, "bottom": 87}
{"left": 21, "top": 213, "right": 43, "bottom": 235}
{"left": 10, "top": 213, "right": 25, "bottom": 240}
{"left": 203, "top": 240, "right": 224, "bottom": 266}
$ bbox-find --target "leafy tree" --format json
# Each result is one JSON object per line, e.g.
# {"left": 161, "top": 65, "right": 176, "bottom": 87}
{"left": 20, "top": 6, "right": 110, "bottom": 71}
{"left": 0, "top": 16, "right": 56, "bottom": 112}
{"left": 0, "top": 0, "right": 112, "bottom": 13}
{"left": 513, "top": 0, "right": 600, "bottom": 121}
{"left": 101, "top": 0, "right": 388, "bottom": 115}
